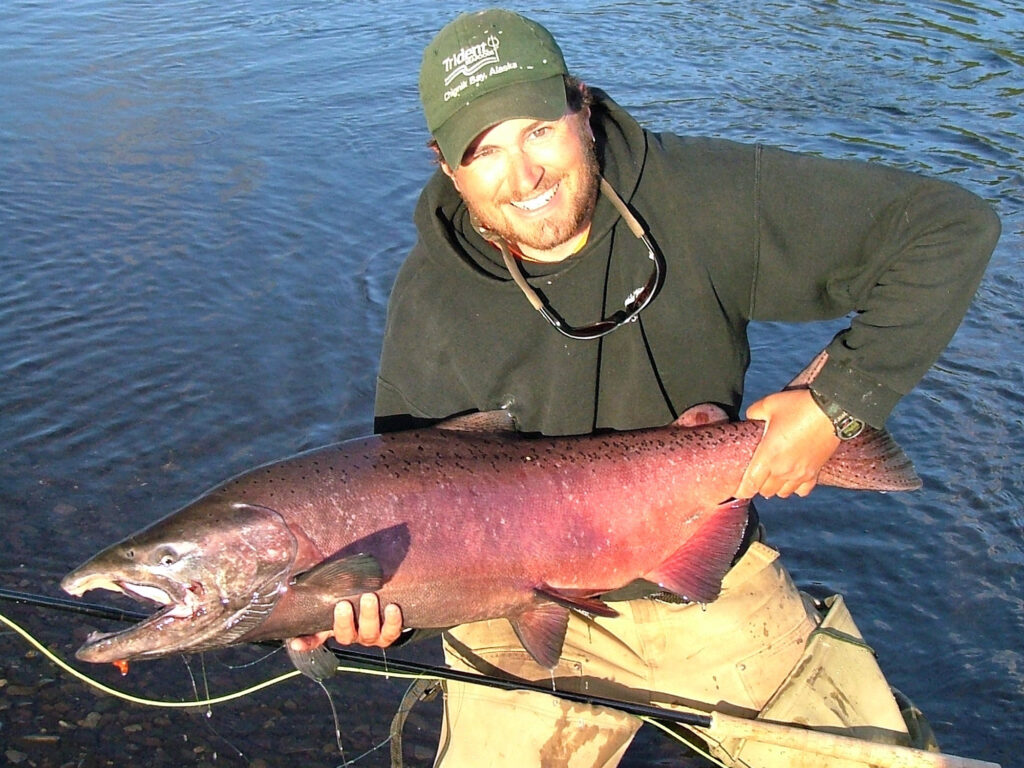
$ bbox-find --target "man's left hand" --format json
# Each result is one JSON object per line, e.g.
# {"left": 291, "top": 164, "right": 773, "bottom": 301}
{"left": 734, "top": 389, "right": 840, "bottom": 499}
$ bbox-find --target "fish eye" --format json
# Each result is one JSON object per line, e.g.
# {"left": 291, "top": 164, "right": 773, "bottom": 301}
{"left": 154, "top": 547, "right": 180, "bottom": 567}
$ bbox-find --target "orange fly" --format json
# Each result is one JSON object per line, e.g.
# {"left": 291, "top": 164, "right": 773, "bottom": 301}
{"left": 112, "top": 659, "right": 130, "bottom": 676}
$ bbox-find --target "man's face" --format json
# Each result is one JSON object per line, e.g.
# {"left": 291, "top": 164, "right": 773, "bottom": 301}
{"left": 443, "top": 107, "right": 600, "bottom": 261}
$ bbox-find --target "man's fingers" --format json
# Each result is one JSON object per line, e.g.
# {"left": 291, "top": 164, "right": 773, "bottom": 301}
{"left": 356, "top": 593, "right": 383, "bottom": 644}
{"left": 794, "top": 478, "right": 817, "bottom": 498}
{"left": 380, "top": 603, "right": 404, "bottom": 645}
{"left": 332, "top": 600, "right": 359, "bottom": 645}
{"left": 736, "top": 456, "right": 766, "bottom": 499}
{"left": 289, "top": 629, "right": 332, "bottom": 653}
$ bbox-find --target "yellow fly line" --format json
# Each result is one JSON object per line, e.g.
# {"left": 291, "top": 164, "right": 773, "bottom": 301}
{"left": 1, "top": 609, "right": 426, "bottom": 708}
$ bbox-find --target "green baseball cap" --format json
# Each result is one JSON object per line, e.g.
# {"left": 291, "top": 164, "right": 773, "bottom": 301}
{"left": 419, "top": 9, "right": 569, "bottom": 168}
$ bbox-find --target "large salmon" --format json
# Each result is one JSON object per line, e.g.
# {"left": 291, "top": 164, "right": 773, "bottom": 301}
{"left": 62, "top": 408, "right": 920, "bottom": 670}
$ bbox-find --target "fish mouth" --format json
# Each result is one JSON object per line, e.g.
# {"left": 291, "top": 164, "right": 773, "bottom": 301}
{"left": 67, "top": 575, "right": 222, "bottom": 663}
{"left": 116, "top": 578, "right": 205, "bottom": 618}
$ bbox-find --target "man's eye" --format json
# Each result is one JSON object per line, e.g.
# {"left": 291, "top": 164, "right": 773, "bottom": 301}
{"left": 467, "top": 147, "right": 494, "bottom": 163}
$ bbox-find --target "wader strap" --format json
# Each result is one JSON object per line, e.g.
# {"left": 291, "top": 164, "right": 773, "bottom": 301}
{"left": 807, "top": 625, "right": 876, "bottom": 654}
{"left": 442, "top": 630, "right": 528, "bottom": 681}
{"left": 389, "top": 677, "right": 442, "bottom": 768}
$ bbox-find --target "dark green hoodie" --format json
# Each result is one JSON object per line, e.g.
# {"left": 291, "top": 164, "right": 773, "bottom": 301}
{"left": 375, "top": 91, "right": 999, "bottom": 436}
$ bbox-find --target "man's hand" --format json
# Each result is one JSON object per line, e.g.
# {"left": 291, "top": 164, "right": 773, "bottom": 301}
{"left": 288, "top": 594, "right": 404, "bottom": 653}
{"left": 734, "top": 389, "right": 840, "bottom": 499}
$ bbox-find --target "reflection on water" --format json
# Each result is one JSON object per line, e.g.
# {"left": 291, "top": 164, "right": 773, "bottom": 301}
{"left": 1, "top": 0, "right": 1021, "bottom": 765}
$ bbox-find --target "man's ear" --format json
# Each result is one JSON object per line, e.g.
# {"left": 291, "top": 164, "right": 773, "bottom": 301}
{"left": 437, "top": 154, "right": 460, "bottom": 192}
{"left": 430, "top": 143, "right": 453, "bottom": 173}
{"left": 580, "top": 105, "right": 595, "bottom": 144}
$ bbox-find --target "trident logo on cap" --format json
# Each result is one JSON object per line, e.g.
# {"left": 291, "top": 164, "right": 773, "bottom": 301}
{"left": 443, "top": 35, "right": 501, "bottom": 86}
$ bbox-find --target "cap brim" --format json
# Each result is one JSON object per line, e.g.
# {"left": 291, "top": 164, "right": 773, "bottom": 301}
{"left": 434, "top": 75, "right": 568, "bottom": 168}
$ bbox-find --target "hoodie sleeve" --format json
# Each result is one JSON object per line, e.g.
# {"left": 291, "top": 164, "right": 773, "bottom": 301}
{"left": 750, "top": 145, "right": 1000, "bottom": 427}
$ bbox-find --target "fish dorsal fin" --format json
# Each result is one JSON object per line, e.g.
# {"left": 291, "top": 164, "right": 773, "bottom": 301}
{"left": 645, "top": 498, "right": 749, "bottom": 603}
{"left": 673, "top": 403, "right": 730, "bottom": 427}
{"left": 534, "top": 585, "right": 619, "bottom": 619}
{"left": 436, "top": 410, "right": 518, "bottom": 433}
{"left": 509, "top": 602, "right": 570, "bottom": 669}
{"left": 293, "top": 553, "right": 384, "bottom": 594}
{"left": 286, "top": 643, "right": 338, "bottom": 681}
{"left": 785, "top": 349, "right": 829, "bottom": 389}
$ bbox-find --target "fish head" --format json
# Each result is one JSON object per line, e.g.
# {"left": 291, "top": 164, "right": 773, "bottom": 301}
{"left": 61, "top": 498, "right": 298, "bottom": 663}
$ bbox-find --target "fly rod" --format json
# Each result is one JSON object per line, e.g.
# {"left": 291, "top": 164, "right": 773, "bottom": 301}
{"left": 0, "top": 587, "right": 1001, "bottom": 768}
{"left": 0, "top": 587, "right": 707, "bottom": 726}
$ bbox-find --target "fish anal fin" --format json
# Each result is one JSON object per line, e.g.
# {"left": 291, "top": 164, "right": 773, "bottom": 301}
{"left": 286, "top": 642, "right": 337, "bottom": 681}
{"left": 534, "top": 585, "right": 619, "bottom": 619}
{"left": 509, "top": 602, "right": 570, "bottom": 669}
{"left": 293, "top": 553, "right": 384, "bottom": 595}
{"left": 645, "top": 498, "right": 749, "bottom": 603}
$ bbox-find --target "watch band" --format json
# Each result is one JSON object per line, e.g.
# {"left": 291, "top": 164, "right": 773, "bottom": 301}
{"left": 808, "top": 388, "right": 867, "bottom": 440}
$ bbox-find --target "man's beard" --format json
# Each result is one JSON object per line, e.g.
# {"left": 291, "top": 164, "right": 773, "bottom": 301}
{"left": 467, "top": 137, "right": 601, "bottom": 254}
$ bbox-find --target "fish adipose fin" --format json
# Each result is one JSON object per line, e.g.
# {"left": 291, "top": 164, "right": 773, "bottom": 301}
{"left": 510, "top": 602, "right": 570, "bottom": 669}
{"left": 673, "top": 403, "right": 730, "bottom": 427}
{"left": 286, "top": 643, "right": 338, "bottom": 681}
{"left": 293, "top": 553, "right": 384, "bottom": 594}
{"left": 535, "top": 585, "right": 619, "bottom": 619}
{"left": 645, "top": 498, "right": 750, "bottom": 603}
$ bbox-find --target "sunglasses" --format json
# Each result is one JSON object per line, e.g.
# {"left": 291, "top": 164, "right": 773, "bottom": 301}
{"left": 498, "top": 178, "right": 666, "bottom": 340}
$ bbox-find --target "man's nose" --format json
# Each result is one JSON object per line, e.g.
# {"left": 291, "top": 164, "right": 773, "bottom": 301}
{"left": 508, "top": 149, "right": 544, "bottom": 194}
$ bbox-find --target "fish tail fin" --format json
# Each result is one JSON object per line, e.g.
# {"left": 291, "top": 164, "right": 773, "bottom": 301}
{"left": 819, "top": 427, "right": 922, "bottom": 491}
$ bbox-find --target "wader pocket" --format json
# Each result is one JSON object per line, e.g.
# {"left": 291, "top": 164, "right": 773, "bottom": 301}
{"left": 714, "top": 594, "right": 911, "bottom": 768}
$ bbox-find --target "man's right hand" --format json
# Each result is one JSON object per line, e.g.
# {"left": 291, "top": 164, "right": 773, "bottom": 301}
{"left": 289, "top": 594, "right": 404, "bottom": 653}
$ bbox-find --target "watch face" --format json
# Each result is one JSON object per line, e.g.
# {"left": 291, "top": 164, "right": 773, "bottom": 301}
{"left": 835, "top": 414, "right": 866, "bottom": 440}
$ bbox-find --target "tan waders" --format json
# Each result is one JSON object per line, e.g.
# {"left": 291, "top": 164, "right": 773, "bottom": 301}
{"left": 432, "top": 542, "right": 915, "bottom": 767}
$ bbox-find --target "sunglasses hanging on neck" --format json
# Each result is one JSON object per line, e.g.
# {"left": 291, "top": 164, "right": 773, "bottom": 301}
{"left": 490, "top": 178, "right": 665, "bottom": 340}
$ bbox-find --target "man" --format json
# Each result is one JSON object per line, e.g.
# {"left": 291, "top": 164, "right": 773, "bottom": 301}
{"left": 294, "top": 9, "right": 999, "bottom": 766}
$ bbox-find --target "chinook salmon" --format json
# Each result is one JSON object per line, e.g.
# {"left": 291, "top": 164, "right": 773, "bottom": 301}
{"left": 61, "top": 407, "right": 920, "bottom": 671}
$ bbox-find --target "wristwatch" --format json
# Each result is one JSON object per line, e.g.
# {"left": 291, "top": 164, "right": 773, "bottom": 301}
{"left": 808, "top": 388, "right": 867, "bottom": 441}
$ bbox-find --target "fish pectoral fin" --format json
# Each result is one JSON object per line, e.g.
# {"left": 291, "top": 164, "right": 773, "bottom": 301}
{"left": 293, "top": 553, "right": 384, "bottom": 594}
{"left": 534, "top": 585, "right": 619, "bottom": 619}
{"left": 509, "top": 603, "right": 570, "bottom": 670}
{"left": 645, "top": 498, "right": 750, "bottom": 603}
{"left": 286, "top": 643, "right": 338, "bottom": 682}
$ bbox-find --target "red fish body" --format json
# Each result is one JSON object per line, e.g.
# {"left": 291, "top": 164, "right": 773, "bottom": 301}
{"left": 62, "top": 414, "right": 919, "bottom": 668}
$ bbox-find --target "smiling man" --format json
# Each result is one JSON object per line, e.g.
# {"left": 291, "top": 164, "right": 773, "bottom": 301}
{"left": 441, "top": 99, "right": 601, "bottom": 261}
{"left": 297, "top": 9, "right": 999, "bottom": 767}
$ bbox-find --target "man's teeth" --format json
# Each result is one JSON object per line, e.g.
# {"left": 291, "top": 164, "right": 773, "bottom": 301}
{"left": 511, "top": 184, "right": 557, "bottom": 212}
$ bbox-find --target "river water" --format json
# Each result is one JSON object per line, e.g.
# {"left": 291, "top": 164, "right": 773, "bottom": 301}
{"left": 1, "top": 1, "right": 1021, "bottom": 766}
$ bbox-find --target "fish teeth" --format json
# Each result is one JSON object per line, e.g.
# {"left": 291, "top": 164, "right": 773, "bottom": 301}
{"left": 511, "top": 184, "right": 557, "bottom": 211}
